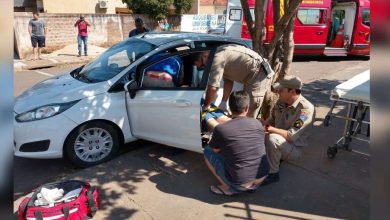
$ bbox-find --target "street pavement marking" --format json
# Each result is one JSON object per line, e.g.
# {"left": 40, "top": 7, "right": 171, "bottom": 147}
{"left": 48, "top": 58, "right": 59, "bottom": 63}
{"left": 35, "top": 70, "right": 54, "bottom": 77}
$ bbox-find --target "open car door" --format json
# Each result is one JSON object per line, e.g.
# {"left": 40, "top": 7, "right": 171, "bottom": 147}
{"left": 125, "top": 48, "right": 214, "bottom": 153}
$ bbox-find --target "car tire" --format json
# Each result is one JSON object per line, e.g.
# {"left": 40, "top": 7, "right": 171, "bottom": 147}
{"left": 65, "top": 121, "right": 120, "bottom": 168}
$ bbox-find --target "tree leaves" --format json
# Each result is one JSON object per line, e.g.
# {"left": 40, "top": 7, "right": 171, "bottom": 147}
{"left": 122, "top": 0, "right": 193, "bottom": 20}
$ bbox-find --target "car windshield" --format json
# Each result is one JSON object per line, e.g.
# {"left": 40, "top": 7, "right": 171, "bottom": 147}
{"left": 75, "top": 39, "right": 155, "bottom": 83}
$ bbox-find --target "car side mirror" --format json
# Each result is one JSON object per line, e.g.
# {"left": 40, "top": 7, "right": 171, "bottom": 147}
{"left": 124, "top": 80, "right": 139, "bottom": 99}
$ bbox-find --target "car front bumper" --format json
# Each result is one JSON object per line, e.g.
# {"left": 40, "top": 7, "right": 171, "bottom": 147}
{"left": 14, "top": 113, "right": 78, "bottom": 159}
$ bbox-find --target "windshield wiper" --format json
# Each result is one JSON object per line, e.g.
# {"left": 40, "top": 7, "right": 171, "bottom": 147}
{"left": 75, "top": 72, "right": 93, "bottom": 83}
{"left": 70, "top": 65, "right": 84, "bottom": 77}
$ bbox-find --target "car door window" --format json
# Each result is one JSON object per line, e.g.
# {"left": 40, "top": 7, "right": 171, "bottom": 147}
{"left": 297, "top": 9, "right": 327, "bottom": 25}
{"left": 229, "top": 9, "right": 242, "bottom": 21}
{"left": 139, "top": 50, "right": 212, "bottom": 90}
{"left": 362, "top": 9, "right": 370, "bottom": 27}
{"left": 77, "top": 39, "right": 154, "bottom": 83}
{"left": 108, "top": 50, "right": 131, "bottom": 69}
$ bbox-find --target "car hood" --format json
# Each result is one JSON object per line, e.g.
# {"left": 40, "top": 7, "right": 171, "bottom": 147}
{"left": 14, "top": 73, "right": 109, "bottom": 114}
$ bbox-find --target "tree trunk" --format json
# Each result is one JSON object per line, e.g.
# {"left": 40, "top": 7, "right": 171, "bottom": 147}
{"left": 259, "top": 0, "right": 301, "bottom": 119}
{"left": 253, "top": 0, "right": 266, "bottom": 55}
{"left": 273, "top": 0, "right": 281, "bottom": 28}
{"left": 278, "top": 14, "right": 295, "bottom": 81}
{"left": 240, "top": 0, "right": 255, "bottom": 37}
{"left": 240, "top": 0, "right": 266, "bottom": 55}
{"left": 267, "top": 0, "right": 302, "bottom": 62}
{"left": 238, "top": 0, "right": 302, "bottom": 119}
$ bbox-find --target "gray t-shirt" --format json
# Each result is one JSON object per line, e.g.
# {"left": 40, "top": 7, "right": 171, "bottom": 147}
{"left": 29, "top": 19, "right": 45, "bottom": 36}
{"left": 209, "top": 116, "right": 266, "bottom": 185}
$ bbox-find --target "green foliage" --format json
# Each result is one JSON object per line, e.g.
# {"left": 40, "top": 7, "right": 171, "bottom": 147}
{"left": 122, "top": 0, "right": 193, "bottom": 20}
{"left": 174, "top": 0, "right": 193, "bottom": 15}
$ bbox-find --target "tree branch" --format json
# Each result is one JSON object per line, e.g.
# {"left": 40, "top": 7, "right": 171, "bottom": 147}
{"left": 253, "top": 0, "right": 266, "bottom": 55}
{"left": 268, "top": 0, "right": 302, "bottom": 61}
{"left": 240, "top": 0, "right": 255, "bottom": 38}
{"left": 279, "top": 15, "right": 295, "bottom": 80}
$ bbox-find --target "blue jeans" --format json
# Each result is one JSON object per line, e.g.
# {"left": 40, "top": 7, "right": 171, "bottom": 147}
{"left": 203, "top": 146, "right": 260, "bottom": 193}
{"left": 77, "top": 35, "right": 88, "bottom": 55}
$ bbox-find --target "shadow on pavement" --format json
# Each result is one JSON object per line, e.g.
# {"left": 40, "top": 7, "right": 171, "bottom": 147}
{"left": 14, "top": 141, "right": 148, "bottom": 219}
{"left": 14, "top": 78, "right": 369, "bottom": 219}
{"left": 142, "top": 78, "right": 368, "bottom": 219}
{"left": 145, "top": 143, "right": 368, "bottom": 219}
{"left": 301, "top": 78, "right": 342, "bottom": 108}
{"left": 57, "top": 53, "right": 80, "bottom": 57}
{"left": 13, "top": 157, "right": 80, "bottom": 200}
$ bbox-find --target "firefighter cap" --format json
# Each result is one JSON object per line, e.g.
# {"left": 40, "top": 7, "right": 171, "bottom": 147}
{"left": 272, "top": 75, "right": 303, "bottom": 90}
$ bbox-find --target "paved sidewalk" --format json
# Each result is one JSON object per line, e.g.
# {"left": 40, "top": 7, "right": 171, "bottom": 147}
{"left": 13, "top": 76, "right": 369, "bottom": 219}
{"left": 14, "top": 44, "right": 107, "bottom": 71}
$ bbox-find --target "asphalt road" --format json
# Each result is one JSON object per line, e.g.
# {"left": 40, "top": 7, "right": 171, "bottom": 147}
{"left": 13, "top": 56, "right": 369, "bottom": 200}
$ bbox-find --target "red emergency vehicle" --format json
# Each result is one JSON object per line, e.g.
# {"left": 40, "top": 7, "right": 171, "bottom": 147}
{"left": 225, "top": 0, "right": 370, "bottom": 56}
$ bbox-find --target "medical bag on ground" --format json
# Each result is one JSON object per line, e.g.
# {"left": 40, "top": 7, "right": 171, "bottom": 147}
{"left": 18, "top": 180, "right": 99, "bottom": 220}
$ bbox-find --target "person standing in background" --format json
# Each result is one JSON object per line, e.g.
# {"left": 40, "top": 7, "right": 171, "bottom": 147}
{"left": 74, "top": 15, "right": 91, "bottom": 56}
{"left": 129, "top": 18, "right": 150, "bottom": 37}
{"left": 28, "top": 12, "right": 47, "bottom": 60}
{"left": 158, "top": 18, "right": 170, "bottom": 31}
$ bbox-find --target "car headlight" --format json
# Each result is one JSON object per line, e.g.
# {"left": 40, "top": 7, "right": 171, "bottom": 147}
{"left": 15, "top": 100, "right": 80, "bottom": 122}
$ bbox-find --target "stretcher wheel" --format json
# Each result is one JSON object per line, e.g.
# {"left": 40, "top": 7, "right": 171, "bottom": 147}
{"left": 342, "top": 136, "right": 352, "bottom": 151}
{"left": 323, "top": 115, "right": 331, "bottom": 127}
{"left": 327, "top": 146, "right": 338, "bottom": 159}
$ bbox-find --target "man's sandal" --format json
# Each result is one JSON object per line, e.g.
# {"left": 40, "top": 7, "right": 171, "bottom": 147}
{"left": 209, "top": 185, "right": 235, "bottom": 196}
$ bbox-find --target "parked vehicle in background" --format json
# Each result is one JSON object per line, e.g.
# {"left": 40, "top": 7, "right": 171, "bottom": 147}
{"left": 225, "top": 0, "right": 370, "bottom": 56}
{"left": 208, "top": 23, "right": 226, "bottom": 35}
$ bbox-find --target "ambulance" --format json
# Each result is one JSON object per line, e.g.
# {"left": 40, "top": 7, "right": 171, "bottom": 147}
{"left": 225, "top": 0, "right": 370, "bottom": 56}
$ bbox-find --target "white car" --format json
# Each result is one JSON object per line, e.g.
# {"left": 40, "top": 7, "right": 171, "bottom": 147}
{"left": 14, "top": 32, "right": 251, "bottom": 167}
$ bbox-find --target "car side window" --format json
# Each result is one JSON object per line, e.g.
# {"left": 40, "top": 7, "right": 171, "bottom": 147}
{"left": 297, "top": 9, "right": 327, "bottom": 25}
{"left": 362, "top": 9, "right": 370, "bottom": 27}
{"left": 142, "top": 54, "right": 182, "bottom": 88}
{"left": 139, "top": 50, "right": 212, "bottom": 90}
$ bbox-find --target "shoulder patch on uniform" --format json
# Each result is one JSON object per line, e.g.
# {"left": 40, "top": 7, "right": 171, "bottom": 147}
{"left": 294, "top": 119, "right": 304, "bottom": 129}
{"left": 299, "top": 109, "right": 310, "bottom": 122}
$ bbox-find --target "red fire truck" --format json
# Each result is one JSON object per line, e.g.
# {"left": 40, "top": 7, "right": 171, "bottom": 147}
{"left": 225, "top": 0, "right": 370, "bottom": 56}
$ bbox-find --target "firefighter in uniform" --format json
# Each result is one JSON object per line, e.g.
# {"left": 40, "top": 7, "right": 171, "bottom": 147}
{"left": 260, "top": 75, "right": 315, "bottom": 185}
{"left": 194, "top": 44, "right": 274, "bottom": 117}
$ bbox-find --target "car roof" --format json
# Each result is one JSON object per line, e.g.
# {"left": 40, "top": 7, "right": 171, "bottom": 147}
{"left": 131, "top": 31, "right": 248, "bottom": 46}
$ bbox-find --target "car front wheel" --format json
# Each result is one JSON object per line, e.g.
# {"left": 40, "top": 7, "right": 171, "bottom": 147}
{"left": 65, "top": 121, "right": 120, "bottom": 168}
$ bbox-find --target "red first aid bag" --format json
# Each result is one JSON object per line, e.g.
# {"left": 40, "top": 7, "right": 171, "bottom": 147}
{"left": 18, "top": 180, "right": 99, "bottom": 220}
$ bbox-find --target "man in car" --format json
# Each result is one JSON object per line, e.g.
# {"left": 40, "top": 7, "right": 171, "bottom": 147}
{"left": 143, "top": 54, "right": 183, "bottom": 88}
{"left": 204, "top": 91, "right": 269, "bottom": 196}
{"left": 259, "top": 75, "right": 315, "bottom": 185}
{"left": 193, "top": 44, "right": 274, "bottom": 117}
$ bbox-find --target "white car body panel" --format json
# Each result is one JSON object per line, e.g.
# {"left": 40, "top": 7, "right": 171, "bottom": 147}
{"left": 225, "top": 0, "right": 244, "bottom": 38}
{"left": 14, "top": 72, "right": 136, "bottom": 159}
{"left": 14, "top": 73, "right": 108, "bottom": 114}
{"left": 14, "top": 113, "right": 78, "bottom": 159}
{"left": 62, "top": 92, "right": 136, "bottom": 143}
{"left": 126, "top": 90, "right": 204, "bottom": 153}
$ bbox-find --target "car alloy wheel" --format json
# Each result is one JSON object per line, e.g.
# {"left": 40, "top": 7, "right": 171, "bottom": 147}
{"left": 65, "top": 121, "right": 120, "bottom": 168}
